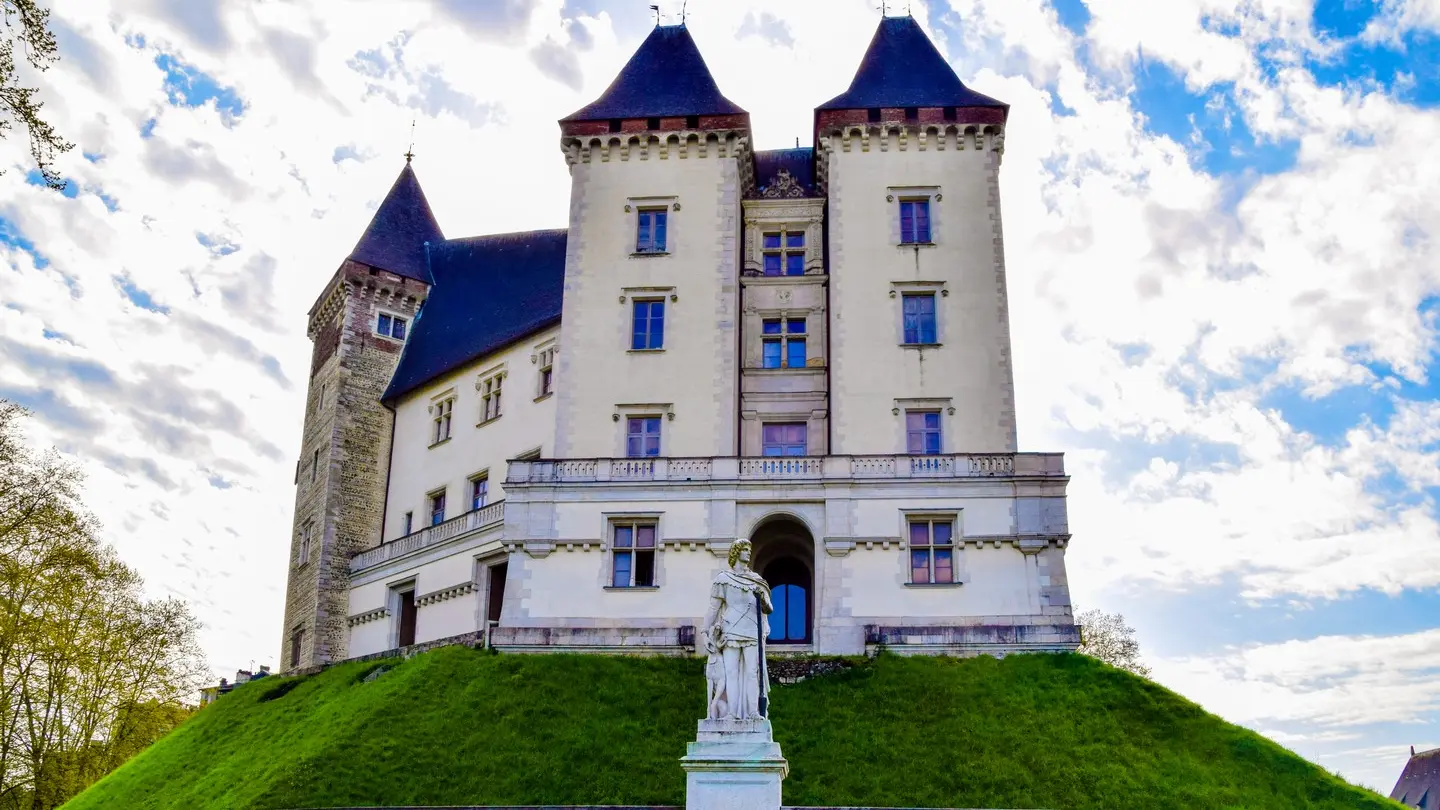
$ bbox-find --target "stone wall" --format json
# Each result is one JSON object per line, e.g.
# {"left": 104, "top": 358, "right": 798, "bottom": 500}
{"left": 278, "top": 260, "right": 427, "bottom": 672}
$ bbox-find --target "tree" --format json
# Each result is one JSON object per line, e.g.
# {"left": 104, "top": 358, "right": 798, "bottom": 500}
{"left": 1, "top": 1, "right": 74, "bottom": 190}
{"left": 0, "top": 402, "right": 208, "bottom": 809}
{"left": 1076, "top": 608, "right": 1152, "bottom": 678}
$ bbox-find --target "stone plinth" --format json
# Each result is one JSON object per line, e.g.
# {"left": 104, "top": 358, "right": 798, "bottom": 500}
{"left": 680, "top": 719, "right": 788, "bottom": 810}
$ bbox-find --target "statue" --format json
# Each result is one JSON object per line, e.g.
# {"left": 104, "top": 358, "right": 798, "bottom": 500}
{"left": 702, "top": 539, "right": 772, "bottom": 721}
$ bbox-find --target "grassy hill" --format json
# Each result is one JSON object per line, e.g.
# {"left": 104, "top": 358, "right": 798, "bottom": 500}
{"left": 64, "top": 646, "right": 1397, "bottom": 810}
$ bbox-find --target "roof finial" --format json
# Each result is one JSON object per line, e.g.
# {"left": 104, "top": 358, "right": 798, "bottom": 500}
{"left": 404, "top": 119, "right": 416, "bottom": 164}
{"left": 650, "top": 4, "right": 661, "bottom": 25}
{"left": 681, "top": 0, "right": 688, "bottom": 24}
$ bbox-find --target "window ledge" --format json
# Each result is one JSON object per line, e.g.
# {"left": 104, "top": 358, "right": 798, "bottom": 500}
{"left": 476, "top": 416, "right": 502, "bottom": 428}
{"left": 898, "top": 242, "right": 937, "bottom": 248}
{"left": 746, "top": 366, "right": 826, "bottom": 375}
{"left": 428, "top": 437, "right": 452, "bottom": 449}
{"left": 603, "top": 585, "right": 660, "bottom": 591}
{"left": 900, "top": 342, "right": 943, "bottom": 350}
{"left": 533, "top": 392, "right": 553, "bottom": 403}
{"left": 904, "top": 582, "right": 963, "bottom": 588}
{"left": 627, "top": 348, "right": 666, "bottom": 354}
{"left": 630, "top": 251, "right": 671, "bottom": 258}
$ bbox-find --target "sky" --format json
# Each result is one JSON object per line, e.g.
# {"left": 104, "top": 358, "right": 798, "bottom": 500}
{"left": 0, "top": 0, "right": 1437, "bottom": 793}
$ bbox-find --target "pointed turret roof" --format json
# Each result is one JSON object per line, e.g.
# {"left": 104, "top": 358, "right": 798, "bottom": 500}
{"left": 562, "top": 24, "right": 745, "bottom": 122}
{"left": 818, "top": 16, "right": 1007, "bottom": 112}
{"left": 347, "top": 161, "right": 444, "bottom": 283}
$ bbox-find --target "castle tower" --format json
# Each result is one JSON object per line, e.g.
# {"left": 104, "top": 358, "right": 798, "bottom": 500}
{"left": 278, "top": 161, "right": 441, "bottom": 671}
{"left": 551, "top": 24, "right": 752, "bottom": 459}
{"left": 817, "top": 16, "right": 1018, "bottom": 455}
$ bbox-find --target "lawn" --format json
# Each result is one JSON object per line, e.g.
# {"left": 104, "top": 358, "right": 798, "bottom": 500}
{"left": 64, "top": 646, "right": 1399, "bottom": 810}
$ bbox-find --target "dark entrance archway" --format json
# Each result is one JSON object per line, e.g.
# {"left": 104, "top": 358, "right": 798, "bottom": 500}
{"left": 750, "top": 517, "right": 815, "bottom": 645}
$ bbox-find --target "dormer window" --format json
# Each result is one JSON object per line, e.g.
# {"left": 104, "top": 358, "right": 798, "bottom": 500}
{"left": 636, "top": 208, "right": 668, "bottom": 253}
{"left": 376, "top": 312, "right": 407, "bottom": 340}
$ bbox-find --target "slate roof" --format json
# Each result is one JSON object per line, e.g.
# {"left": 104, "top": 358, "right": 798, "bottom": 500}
{"left": 348, "top": 162, "right": 445, "bottom": 283}
{"left": 751, "top": 148, "right": 816, "bottom": 199}
{"left": 562, "top": 24, "right": 745, "bottom": 122}
{"left": 817, "top": 16, "right": 1007, "bottom": 112}
{"left": 1393, "top": 746, "right": 1440, "bottom": 808}
{"left": 382, "top": 229, "right": 568, "bottom": 404}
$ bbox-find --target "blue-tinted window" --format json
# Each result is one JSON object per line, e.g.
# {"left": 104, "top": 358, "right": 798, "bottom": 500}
{"left": 430, "top": 491, "right": 446, "bottom": 526}
{"left": 786, "top": 338, "right": 806, "bottom": 369}
{"left": 899, "top": 199, "right": 931, "bottom": 243}
{"left": 762, "top": 229, "right": 806, "bottom": 276}
{"left": 762, "top": 423, "right": 807, "bottom": 456}
{"left": 612, "top": 523, "right": 656, "bottom": 587}
{"left": 906, "top": 411, "right": 942, "bottom": 455}
{"left": 636, "top": 208, "right": 668, "bottom": 253}
{"left": 910, "top": 519, "right": 954, "bottom": 584}
{"left": 626, "top": 417, "right": 661, "bottom": 457}
{"left": 902, "top": 293, "right": 937, "bottom": 344}
{"left": 762, "top": 339, "right": 781, "bottom": 368}
{"left": 631, "top": 300, "right": 665, "bottom": 350}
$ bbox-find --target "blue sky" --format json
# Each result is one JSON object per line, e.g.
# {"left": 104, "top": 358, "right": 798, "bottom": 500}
{"left": 2, "top": 0, "right": 1438, "bottom": 794}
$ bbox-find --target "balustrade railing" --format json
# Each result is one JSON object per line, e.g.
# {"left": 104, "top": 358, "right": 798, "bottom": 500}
{"left": 506, "top": 453, "right": 1059, "bottom": 485}
{"left": 351, "top": 501, "right": 505, "bottom": 572}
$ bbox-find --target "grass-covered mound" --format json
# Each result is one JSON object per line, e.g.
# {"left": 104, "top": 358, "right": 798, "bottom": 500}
{"left": 65, "top": 646, "right": 1397, "bottom": 810}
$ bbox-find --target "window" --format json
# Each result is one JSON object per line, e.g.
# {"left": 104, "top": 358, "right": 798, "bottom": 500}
{"left": 536, "top": 346, "right": 555, "bottom": 398}
{"left": 310, "top": 449, "right": 319, "bottom": 483}
{"left": 686, "top": 115, "right": 699, "bottom": 128}
{"left": 627, "top": 417, "right": 661, "bottom": 458}
{"left": 376, "top": 312, "right": 407, "bottom": 339}
{"left": 480, "top": 374, "right": 504, "bottom": 422}
{"left": 943, "top": 106, "right": 957, "bottom": 122}
{"left": 646, "top": 117, "right": 660, "bottom": 130}
{"left": 318, "top": 382, "right": 326, "bottom": 408}
{"left": 902, "top": 293, "right": 937, "bottom": 344}
{"left": 761, "top": 230, "right": 806, "bottom": 276}
{"left": 631, "top": 300, "right": 665, "bottom": 350}
{"left": 762, "top": 423, "right": 807, "bottom": 457}
{"left": 608, "top": 118, "right": 622, "bottom": 133}
{"left": 611, "top": 523, "right": 656, "bottom": 587}
{"left": 904, "top": 106, "right": 918, "bottom": 119}
{"left": 906, "top": 411, "right": 942, "bottom": 455}
{"left": 899, "top": 199, "right": 931, "bottom": 244}
{"left": 289, "top": 629, "right": 303, "bottom": 669}
{"left": 298, "top": 523, "right": 313, "bottom": 566}
{"left": 867, "top": 107, "right": 882, "bottom": 123}
{"left": 429, "top": 490, "right": 446, "bottom": 526}
{"left": 761, "top": 317, "right": 806, "bottom": 368}
{"left": 636, "top": 208, "right": 668, "bottom": 253}
{"left": 909, "top": 519, "right": 955, "bottom": 584}
{"left": 432, "top": 398, "right": 453, "bottom": 444}
{"left": 403, "top": 511, "right": 413, "bottom": 535}
{"left": 471, "top": 475, "right": 489, "bottom": 510}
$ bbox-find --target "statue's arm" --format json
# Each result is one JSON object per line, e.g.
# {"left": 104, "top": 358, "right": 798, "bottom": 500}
{"left": 701, "top": 582, "right": 723, "bottom": 635}
{"left": 758, "top": 584, "right": 774, "bottom": 614}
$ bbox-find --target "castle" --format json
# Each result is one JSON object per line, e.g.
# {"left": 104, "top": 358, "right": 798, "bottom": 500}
{"left": 278, "top": 15, "right": 1078, "bottom": 672}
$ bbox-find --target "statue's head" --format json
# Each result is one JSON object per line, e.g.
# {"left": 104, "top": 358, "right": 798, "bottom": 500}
{"left": 727, "top": 539, "right": 753, "bottom": 568}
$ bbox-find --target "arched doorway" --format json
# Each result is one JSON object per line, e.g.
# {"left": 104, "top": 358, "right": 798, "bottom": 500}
{"left": 750, "top": 517, "right": 814, "bottom": 645}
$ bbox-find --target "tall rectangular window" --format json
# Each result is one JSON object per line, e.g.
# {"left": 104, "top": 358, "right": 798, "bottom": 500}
{"left": 902, "top": 293, "right": 937, "bottom": 344}
{"left": 290, "top": 630, "right": 303, "bottom": 669}
{"left": 403, "top": 511, "right": 414, "bottom": 535}
{"left": 298, "top": 523, "right": 312, "bottom": 566}
{"left": 631, "top": 300, "right": 665, "bottom": 350}
{"left": 906, "top": 411, "right": 942, "bottom": 455}
{"left": 761, "top": 230, "right": 806, "bottom": 276}
{"left": 432, "top": 398, "right": 453, "bottom": 443}
{"left": 471, "top": 476, "right": 489, "bottom": 510}
{"left": 899, "top": 199, "right": 931, "bottom": 244}
{"left": 612, "top": 523, "right": 656, "bottom": 587}
{"left": 377, "top": 312, "right": 407, "bottom": 339}
{"left": 909, "top": 519, "right": 954, "bottom": 584}
{"left": 762, "top": 423, "right": 807, "bottom": 457}
{"left": 636, "top": 208, "right": 668, "bottom": 253}
{"left": 536, "top": 346, "right": 555, "bottom": 398}
{"left": 429, "top": 491, "right": 446, "bottom": 526}
{"left": 311, "top": 449, "right": 319, "bottom": 482}
{"left": 627, "top": 417, "right": 661, "bottom": 457}
{"left": 480, "top": 374, "right": 503, "bottom": 422}
{"left": 761, "top": 318, "right": 806, "bottom": 368}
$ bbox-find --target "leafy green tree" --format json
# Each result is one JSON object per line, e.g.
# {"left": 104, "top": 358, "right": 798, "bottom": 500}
{"left": 0, "top": 403, "right": 208, "bottom": 809}
{"left": 1076, "top": 608, "right": 1152, "bottom": 678}
{"left": 1, "top": 0, "right": 74, "bottom": 189}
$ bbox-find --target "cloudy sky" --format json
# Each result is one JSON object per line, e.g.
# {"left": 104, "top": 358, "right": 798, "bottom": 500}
{"left": 2, "top": 0, "right": 1437, "bottom": 792}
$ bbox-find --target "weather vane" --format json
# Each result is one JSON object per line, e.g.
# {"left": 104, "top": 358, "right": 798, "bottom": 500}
{"left": 650, "top": 4, "right": 660, "bottom": 25}
{"left": 404, "top": 119, "right": 416, "bottom": 164}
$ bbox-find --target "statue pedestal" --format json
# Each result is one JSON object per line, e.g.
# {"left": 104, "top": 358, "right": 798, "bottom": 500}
{"left": 680, "top": 719, "right": 787, "bottom": 810}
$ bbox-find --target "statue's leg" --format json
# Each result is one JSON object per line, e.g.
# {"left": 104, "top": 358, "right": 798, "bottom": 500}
{"left": 739, "top": 644, "right": 759, "bottom": 719}
{"left": 722, "top": 645, "right": 742, "bottom": 720}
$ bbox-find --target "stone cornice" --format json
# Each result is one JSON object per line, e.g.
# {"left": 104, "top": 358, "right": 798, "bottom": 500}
{"left": 347, "top": 607, "right": 389, "bottom": 627}
{"left": 560, "top": 130, "right": 751, "bottom": 167}
{"left": 415, "top": 581, "right": 476, "bottom": 607}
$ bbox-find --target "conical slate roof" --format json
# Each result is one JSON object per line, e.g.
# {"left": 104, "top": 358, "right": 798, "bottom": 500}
{"left": 818, "top": 16, "right": 1007, "bottom": 111}
{"left": 347, "top": 162, "right": 444, "bottom": 283}
{"left": 562, "top": 25, "right": 745, "bottom": 122}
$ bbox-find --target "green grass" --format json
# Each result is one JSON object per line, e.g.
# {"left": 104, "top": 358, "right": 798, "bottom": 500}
{"left": 64, "top": 646, "right": 1398, "bottom": 810}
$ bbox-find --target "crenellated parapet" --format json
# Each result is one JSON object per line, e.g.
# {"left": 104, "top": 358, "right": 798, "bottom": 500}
{"left": 560, "top": 128, "right": 753, "bottom": 169}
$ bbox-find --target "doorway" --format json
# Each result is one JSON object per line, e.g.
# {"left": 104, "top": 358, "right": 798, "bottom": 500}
{"left": 486, "top": 561, "right": 508, "bottom": 625}
{"left": 750, "top": 517, "right": 815, "bottom": 645}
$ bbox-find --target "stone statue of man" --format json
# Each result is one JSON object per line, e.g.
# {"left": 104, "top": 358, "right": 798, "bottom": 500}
{"left": 702, "top": 539, "right": 772, "bottom": 721}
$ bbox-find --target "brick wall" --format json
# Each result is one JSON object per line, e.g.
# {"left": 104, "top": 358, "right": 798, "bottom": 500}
{"left": 278, "top": 260, "right": 428, "bottom": 671}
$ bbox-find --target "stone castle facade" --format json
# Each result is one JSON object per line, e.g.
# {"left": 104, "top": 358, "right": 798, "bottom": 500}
{"left": 278, "top": 16, "right": 1079, "bottom": 672}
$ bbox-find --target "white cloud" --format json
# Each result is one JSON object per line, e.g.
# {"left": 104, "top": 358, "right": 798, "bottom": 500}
{"left": 1364, "top": 0, "right": 1440, "bottom": 41}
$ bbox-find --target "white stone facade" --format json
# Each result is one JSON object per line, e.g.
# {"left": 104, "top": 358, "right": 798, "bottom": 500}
{"left": 287, "top": 22, "right": 1079, "bottom": 668}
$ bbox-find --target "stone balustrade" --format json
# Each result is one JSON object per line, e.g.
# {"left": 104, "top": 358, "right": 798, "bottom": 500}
{"left": 506, "top": 453, "right": 1063, "bottom": 485}
{"left": 350, "top": 501, "right": 505, "bottom": 573}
